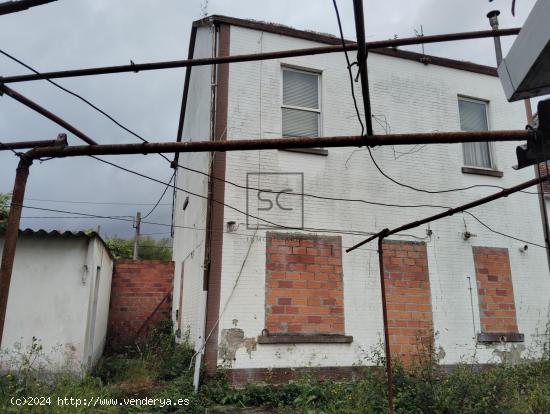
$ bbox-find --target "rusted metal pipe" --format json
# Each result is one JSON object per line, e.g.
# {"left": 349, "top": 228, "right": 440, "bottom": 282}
{"left": 377, "top": 232, "right": 394, "bottom": 414}
{"left": 30, "top": 130, "right": 530, "bottom": 158}
{"left": 0, "top": 0, "right": 56, "bottom": 15}
{"left": 0, "top": 85, "right": 97, "bottom": 145}
{"left": 0, "top": 137, "right": 66, "bottom": 152}
{"left": 347, "top": 173, "right": 549, "bottom": 252}
{"left": 0, "top": 153, "right": 33, "bottom": 346}
{"left": 0, "top": 135, "right": 65, "bottom": 345}
{"left": 487, "top": 11, "right": 503, "bottom": 66}
{"left": 0, "top": 28, "right": 520, "bottom": 84}
{"left": 352, "top": 0, "right": 374, "bottom": 136}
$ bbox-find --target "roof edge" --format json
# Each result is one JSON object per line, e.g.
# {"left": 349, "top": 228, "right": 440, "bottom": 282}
{"left": 0, "top": 228, "right": 113, "bottom": 259}
{"left": 192, "top": 14, "right": 497, "bottom": 77}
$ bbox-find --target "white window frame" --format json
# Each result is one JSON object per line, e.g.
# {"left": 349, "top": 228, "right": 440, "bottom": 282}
{"left": 458, "top": 95, "right": 496, "bottom": 170}
{"left": 281, "top": 66, "right": 322, "bottom": 138}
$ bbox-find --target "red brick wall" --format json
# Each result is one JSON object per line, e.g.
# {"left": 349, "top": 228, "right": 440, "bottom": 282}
{"left": 265, "top": 232, "right": 344, "bottom": 335}
{"left": 538, "top": 163, "right": 550, "bottom": 193}
{"left": 383, "top": 240, "right": 433, "bottom": 362}
{"left": 108, "top": 259, "right": 174, "bottom": 350}
{"left": 472, "top": 247, "right": 519, "bottom": 334}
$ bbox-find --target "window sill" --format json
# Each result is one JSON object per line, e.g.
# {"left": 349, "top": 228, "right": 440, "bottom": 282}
{"left": 477, "top": 332, "right": 524, "bottom": 343}
{"left": 462, "top": 166, "right": 503, "bottom": 177}
{"left": 257, "top": 334, "right": 353, "bottom": 344}
{"left": 279, "top": 148, "right": 328, "bottom": 156}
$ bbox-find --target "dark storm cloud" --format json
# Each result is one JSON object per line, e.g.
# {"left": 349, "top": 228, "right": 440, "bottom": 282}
{"left": 0, "top": 0, "right": 537, "bottom": 238}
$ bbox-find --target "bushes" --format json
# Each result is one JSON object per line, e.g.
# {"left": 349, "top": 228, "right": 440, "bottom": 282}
{"left": 3, "top": 326, "right": 550, "bottom": 413}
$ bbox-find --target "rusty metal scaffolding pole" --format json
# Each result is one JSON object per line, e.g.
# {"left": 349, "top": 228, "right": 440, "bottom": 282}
{"left": 28, "top": 129, "right": 530, "bottom": 158}
{"left": 0, "top": 85, "right": 98, "bottom": 145}
{"left": 347, "top": 174, "right": 550, "bottom": 253}
{"left": 0, "top": 135, "right": 66, "bottom": 345}
{"left": 0, "top": 28, "right": 520, "bottom": 84}
{"left": 352, "top": 0, "right": 374, "bottom": 136}
{"left": 0, "top": 153, "right": 32, "bottom": 345}
{"left": 0, "top": 138, "right": 65, "bottom": 152}
{"left": 377, "top": 231, "right": 394, "bottom": 414}
{"left": 0, "top": 0, "right": 56, "bottom": 15}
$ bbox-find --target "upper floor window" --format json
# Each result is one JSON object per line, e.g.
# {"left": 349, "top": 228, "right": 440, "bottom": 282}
{"left": 458, "top": 97, "right": 493, "bottom": 169}
{"left": 282, "top": 68, "right": 320, "bottom": 137}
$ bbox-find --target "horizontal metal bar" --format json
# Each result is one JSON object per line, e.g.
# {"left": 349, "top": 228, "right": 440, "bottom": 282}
{"left": 0, "top": 85, "right": 98, "bottom": 145}
{"left": 28, "top": 130, "right": 530, "bottom": 158}
{"left": 347, "top": 173, "right": 545, "bottom": 253}
{"left": 0, "top": 0, "right": 56, "bottom": 15}
{"left": 0, "top": 139, "right": 61, "bottom": 152}
{"left": 1, "top": 28, "right": 520, "bottom": 83}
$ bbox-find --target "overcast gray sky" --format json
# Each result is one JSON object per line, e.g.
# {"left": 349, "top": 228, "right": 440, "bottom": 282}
{"left": 0, "top": 0, "right": 537, "bottom": 239}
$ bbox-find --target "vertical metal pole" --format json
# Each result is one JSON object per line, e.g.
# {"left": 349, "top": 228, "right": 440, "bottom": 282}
{"left": 526, "top": 98, "right": 550, "bottom": 270}
{"left": 487, "top": 10, "right": 503, "bottom": 66}
{"left": 0, "top": 154, "right": 33, "bottom": 346}
{"left": 133, "top": 211, "right": 141, "bottom": 260}
{"left": 352, "top": 0, "right": 374, "bottom": 136}
{"left": 378, "top": 234, "right": 394, "bottom": 414}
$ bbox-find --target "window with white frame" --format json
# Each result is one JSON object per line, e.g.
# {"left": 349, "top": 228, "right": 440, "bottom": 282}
{"left": 282, "top": 67, "right": 320, "bottom": 137}
{"left": 458, "top": 97, "right": 493, "bottom": 169}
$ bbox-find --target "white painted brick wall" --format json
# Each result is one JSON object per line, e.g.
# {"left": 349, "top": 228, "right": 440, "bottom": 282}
{"left": 174, "top": 23, "right": 550, "bottom": 369}
{"left": 172, "top": 26, "right": 213, "bottom": 348}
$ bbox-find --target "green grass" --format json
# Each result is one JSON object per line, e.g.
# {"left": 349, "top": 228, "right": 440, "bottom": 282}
{"left": 2, "top": 324, "right": 550, "bottom": 413}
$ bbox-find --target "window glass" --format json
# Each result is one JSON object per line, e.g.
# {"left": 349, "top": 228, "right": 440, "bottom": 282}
{"left": 459, "top": 98, "right": 492, "bottom": 168}
{"left": 283, "top": 70, "right": 319, "bottom": 109}
{"left": 282, "top": 68, "right": 320, "bottom": 138}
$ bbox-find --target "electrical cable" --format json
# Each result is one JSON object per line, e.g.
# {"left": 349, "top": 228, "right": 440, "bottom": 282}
{"left": 332, "top": 0, "right": 364, "bottom": 135}
{"left": 1, "top": 49, "right": 463, "bottom": 219}
{"left": 463, "top": 211, "right": 546, "bottom": 249}
{"left": 330, "top": 3, "right": 538, "bottom": 196}
{"left": 25, "top": 198, "right": 171, "bottom": 206}
{"left": 16, "top": 204, "right": 380, "bottom": 237}
{"left": 142, "top": 171, "right": 175, "bottom": 219}
{"left": 0, "top": 49, "right": 171, "bottom": 163}
{"left": 188, "top": 224, "right": 259, "bottom": 370}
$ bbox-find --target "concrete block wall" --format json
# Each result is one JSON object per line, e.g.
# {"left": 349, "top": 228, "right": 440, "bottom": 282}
{"left": 108, "top": 260, "right": 174, "bottom": 350}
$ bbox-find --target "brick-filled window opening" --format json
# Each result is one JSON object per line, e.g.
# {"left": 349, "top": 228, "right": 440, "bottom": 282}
{"left": 458, "top": 97, "right": 494, "bottom": 169}
{"left": 264, "top": 232, "right": 345, "bottom": 338}
{"left": 382, "top": 241, "right": 434, "bottom": 363}
{"left": 282, "top": 67, "right": 321, "bottom": 138}
{"left": 472, "top": 247, "right": 523, "bottom": 342}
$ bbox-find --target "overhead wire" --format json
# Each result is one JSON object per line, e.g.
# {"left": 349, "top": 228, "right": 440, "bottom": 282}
{"left": 1, "top": 48, "right": 467, "bottom": 228}
{"left": 25, "top": 198, "right": 171, "bottom": 206}
{"left": 332, "top": 0, "right": 544, "bottom": 248}
{"left": 17, "top": 204, "right": 381, "bottom": 238}
{"left": 142, "top": 171, "right": 175, "bottom": 219}
{"left": 330, "top": 5, "right": 537, "bottom": 196}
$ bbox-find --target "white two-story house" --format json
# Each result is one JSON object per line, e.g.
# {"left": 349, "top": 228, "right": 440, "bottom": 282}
{"left": 171, "top": 15, "right": 550, "bottom": 385}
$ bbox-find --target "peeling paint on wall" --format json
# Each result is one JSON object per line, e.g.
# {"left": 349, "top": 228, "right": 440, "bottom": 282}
{"left": 219, "top": 328, "right": 257, "bottom": 366}
{"left": 493, "top": 344, "right": 526, "bottom": 364}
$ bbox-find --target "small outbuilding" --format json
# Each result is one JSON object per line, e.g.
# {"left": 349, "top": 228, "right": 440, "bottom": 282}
{"left": 0, "top": 229, "right": 113, "bottom": 372}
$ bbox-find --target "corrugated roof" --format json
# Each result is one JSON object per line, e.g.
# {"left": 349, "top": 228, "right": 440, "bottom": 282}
{"left": 1, "top": 228, "right": 112, "bottom": 258}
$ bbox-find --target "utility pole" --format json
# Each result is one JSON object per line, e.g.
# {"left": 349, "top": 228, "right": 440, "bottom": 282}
{"left": 133, "top": 211, "right": 141, "bottom": 260}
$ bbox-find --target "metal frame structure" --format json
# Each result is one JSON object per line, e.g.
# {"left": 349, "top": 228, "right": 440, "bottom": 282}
{"left": 0, "top": 8, "right": 538, "bottom": 413}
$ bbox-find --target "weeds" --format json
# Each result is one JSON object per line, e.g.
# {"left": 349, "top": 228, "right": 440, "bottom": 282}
{"left": 2, "top": 323, "right": 550, "bottom": 413}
